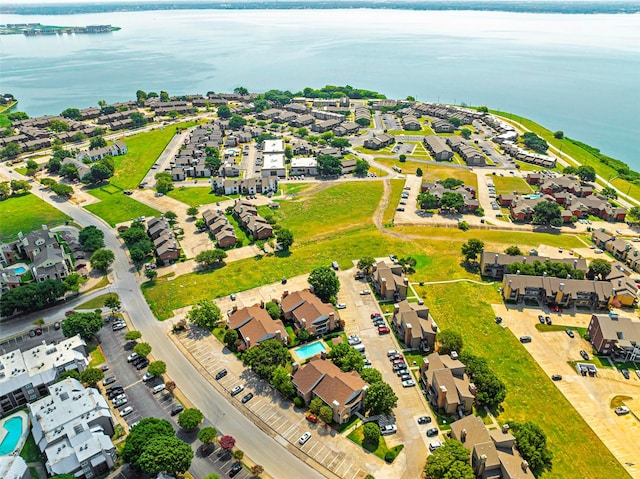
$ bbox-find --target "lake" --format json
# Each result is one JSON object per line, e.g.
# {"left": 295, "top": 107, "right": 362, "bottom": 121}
{"left": 1, "top": 9, "right": 638, "bottom": 166}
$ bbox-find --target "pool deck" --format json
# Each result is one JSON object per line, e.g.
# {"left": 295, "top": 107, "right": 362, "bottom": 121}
{"left": 290, "top": 340, "right": 328, "bottom": 362}
{"left": 0, "top": 410, "right": 30, "bottom": 456}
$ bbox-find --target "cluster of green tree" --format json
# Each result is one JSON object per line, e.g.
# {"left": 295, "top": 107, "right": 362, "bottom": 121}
{"left": 461, "top": 238, "right": 484, "bottom": 264}
{"left": 417, "top": 191, "right": 465, "bottom": 212}
{"left": 316, "top": 154, "right": 342, "bottom": 176}
{"left": 49, "top": 119, "right": 70, "bottom": 132}
{"left": 532, "top": 200, "right": 563, "bottom": 226}
{"left": 177, "top": 408, "right": 203, "bottom": 431}
{"left": 6, "top": 110, "right": 27, "bottom": 121}
{"left": 61, "top": 310, "right": 103, "bottom": 340}
{"left": 120, "top": 221, "right": 154, "bottom": 265}
{"left": 89, "top": 248, "right": 115, "bottom": 272}
{"left": 363, "top": 373, "right": 398, "bottom": 416}
{"left": 135, "top": 89, "right": 170, "bottom": 105}
{"left": 0, "top": 279, "right": 70, "bottom": 316}
{"left": 436, "top": 330, "right": 463, "bottom": 355}
{"left": 568, "top": 138, "right": 640, "bottom": 183}
{"left": 562, "top": 164, "right": 596, "bottom": 182}
{"left": 155, "top": 172, "right": 173, "bottom": 194}
{"left": 204, "top": 145, "right": 221, "bottom": 172}
{"left": 82, "top": 156, "right": 115, "bottom": 185}
{"left": 78, "top": 225, "right": 105, "bottom": 251}
{"left": 255, "top": 132, "right": 278, "bottom": 144}
{"left": 0, "top": 179, "right": 31, "bottom": 199}
{"left": 506, "top": 259, "right": 585, "bottom": 279}
{"left": 39, "top": 177, "right": 74, "bottom": 198}
{"left": 296, "top": 85, "right": 386, "bottom": 100}
{"left": 521, "top": 132, "right": 548, "bottom": 153}
{"left": 0, "top": 142, "right": 22, "bottom": 159}
{"left": 240, "top": 339, "right": 296, "bottom": 398}
{"left": 122, "top": 418, "right": 193, "bottom": 475}
{"left": 328, "top": 343, "right": 365, "bottom": 372}
{"left": 424, "top": 439, "right": 475, "bottom": 479}
{"left": 47, "top": 147, "right": 73, "bottom": 173}
{"left": 459, "top": 351, "right": 507, "bottom": 409}
{"left": 186, "top": 298, "right": 223, "bottom": 331}
{"left": 586, "top": 258, "right": 612, "bottom": 280}
{"left": 509, "top": 421, "right": 554, "bottom": 476}
{"left": 307, "top": 266, "right": 340, "bottom": 302}
{"left": 194, "top": 249, "right": 228, "bottom": 268}
{"left": 308, "top": 397, "right": 335, "bottom": 425}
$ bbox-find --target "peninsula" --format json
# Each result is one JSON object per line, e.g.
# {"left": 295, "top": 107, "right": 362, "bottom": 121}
{"left": 0, "top": 23, "right": 121, "bottom": 35}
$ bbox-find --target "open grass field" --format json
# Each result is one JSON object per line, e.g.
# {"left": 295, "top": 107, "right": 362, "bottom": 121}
{"left": 266, "top": 182, "right": 383, "bottom": 243}
{"left": 382, "top": 179, "right": 406, "bottom": 225}
{"left": 420, "top": 163, "right": 478, "bottom": 189}
{"left": 167, "top": 187, "right": 227, "bottom": 207}
{"left": 492, "top": 175, "right": 534, "bottom": 195}
{"left": 85, "top": 187, "right": 160, "bottom": 226}
{"left": 280, "top": 182, "right": 314, "bottom": 196}
{"left": 492, "top": 110, "right": 640, "bottom": 202}
{"left": 0, "top": 193, "right": 70, "bottom": 240}
{"left": 375, "top": 157, "right": 430, "bottom": 176}
{"left": 109, "top": 122, "right": 197, "bottom": 190}
{"left": 347, "top": 425, "right": 403, "bottom": 461}
{"left": 76, "top": 292, "right": 118, "bottom": 310}
{"left": 416, "top": 281, "right": 628, "bottom": 479}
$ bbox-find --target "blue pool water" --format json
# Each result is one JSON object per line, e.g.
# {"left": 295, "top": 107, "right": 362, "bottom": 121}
{"left": 0, "top": 416, "right": 23, "bottom": 455}
{"left": 295, "top": 341, "right": 327, "bottom": 360}
{"left": 12, "top": 266, "right": 27, "bottom": 275}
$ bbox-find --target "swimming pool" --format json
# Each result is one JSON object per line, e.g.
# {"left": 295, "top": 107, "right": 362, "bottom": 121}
{"left": 294, "top": 341, "right": 327, "bottom": 360}
{"left": 12, "top": 266, "right": 27, "bottom": 275}
{"left": 0, "top": 416, "right": 24, "bottom": 455}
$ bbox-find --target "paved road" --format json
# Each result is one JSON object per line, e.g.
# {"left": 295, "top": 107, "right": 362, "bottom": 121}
{"left": 0, "top": 163, "right": 325, "bottom": 479}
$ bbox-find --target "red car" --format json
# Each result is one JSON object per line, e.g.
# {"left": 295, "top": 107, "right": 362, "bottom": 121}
{"left": 305, "top": 414, "right": 318, "bottom": 423}
{"left": 378, "top": 326, "right": 390, "bottom": 335}
{"left": 550, "top": 305, "right": 563, "bottom": 313}
{"left": 371, "top": 313, "right": 382, "bottom": 319}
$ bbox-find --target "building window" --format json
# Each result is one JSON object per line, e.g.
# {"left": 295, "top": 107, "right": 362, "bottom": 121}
{"left": 28, "top": 394, "right": 36, "bottom": 401}
{"left": 80, "top": 461, "right": 88, "bottom": 467}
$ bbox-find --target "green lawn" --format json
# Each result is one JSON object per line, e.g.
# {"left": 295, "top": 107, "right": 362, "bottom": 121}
{"left": 382, "top": 179, "right": 406, "bottom": 225}
{"left": 109, "top": 122, "right": 197, "bottom": 190}
{"left": 85, "top": 187, "right": 160, "bottom": 226}
{"left": 76, "top": 292, "right": 118, "bottom": 310}
{"left": 280, "top": 183, "right": 314, "bottom": 196}
{"left": 0, "top": 193, "right": 70, "bottom": 240}
{"left": 374, "top": 158, "right": 478, "bottom": 190}
{"left": 492, "top": 175, "right": 534, "bottom": 195}
{"left": 88, "top": 346, "right": 106, "bottom": 368}
{"left": 415, "top": 281, "right": 627, "bottom": 479}
{"left": 266, "top": 182, "right": 383, "bottom": 243}
{"left": 347, "top": 426, "right": 403, "bottom": 462}
{"left": 167, "top": 187, "right": 228, "bottom": 207}
{"left": 20, "top": 433, "right": 43, "bottom": 463}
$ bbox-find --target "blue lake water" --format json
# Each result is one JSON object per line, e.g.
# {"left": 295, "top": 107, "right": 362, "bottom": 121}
{"left": 294, "top": 341, "right": 327, "bottom": 360}
{"left": 0, "top": 9, "right": 638, "bottom": 166}
{"left": 0, "top": 416, "right": 23, "bottom": 455}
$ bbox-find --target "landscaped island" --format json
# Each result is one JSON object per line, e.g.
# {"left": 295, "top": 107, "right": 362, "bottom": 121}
{"left": 0, "top": 23, "right": 121, "bottom": 35}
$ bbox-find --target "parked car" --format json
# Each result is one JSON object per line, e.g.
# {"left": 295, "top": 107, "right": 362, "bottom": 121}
{"left": 127, "top": 352, "right": 139, "bottom": 363}
{"left": 402, "top": 379, "right": 416, "bottom": 387}
{"left": 580, "top": 349, "right": 589, "bottom": 360}
{"left": 131, "top": 356, "right": 146, "bottom": 366}
{"left": 494, "top": 317, "right": 502, "bottom": 324}
{"left": 229, "top": 462, "right": 243, "bottom": 478}
{"left": 551, "top": 374, "right": 562, "bottom": 381}
{"left": 305, "top": 414, "right": 318, "bottom": 423}
{"left": 113, "top": 398, "right": 128, "bottom": 408}
{"left": 621, "top": 369, "right": 630, "bottom": 379}
{"left": 538, "top": 315, "right": 545, "bottom": 324}
{"left": 107, "top": 388, "right": 124, "bottom": 400}
{"left": 519, "top": 336, "right": 532, "bottom": 343}
{"left": 417, "top": 416, "right": 432, "bottom": 425}
{"left": 241, "top": 392, "right": 254, "bottom": 404}
{"left": 378, "top": 326, "right": 390, "bottom": 335}
{"left": 337, "top": 303, "right": 347, "bottom": 309}
{"left": 120, "top": 406, "right": 134, "bottom": 417}
{"left": 371, "top": 313, "right": 382, "bottom": 319}
{"left": 426, "top": 428, "right": 439, "bottom": 437}
{"left": 112, "top": 322, "right": 126, "bottom": 331}
{"left": 551, "top": 305, "right": 563, "bottom": 312}
{"left": 142, "top": 372, "right": 154, "bottom": 382}
{"left": 373, "top": 319, "right": 385, "bottom": 327}
{"left": 54, "top": 321, "right": 61, "bottom": 330}
{"left": 111, "top": 393, "right": 126, "bottom": 403}
{"left": 135, "top": 359, "right": 149, "bottom": 370}
{"left": 215, "top": 369, "right": 228, "bottom": 380}
{"left": 545, "top": 316, "right": 552, "bottom": 325}
{"left": 399, "top": 373, "right": 411, "bottom": 381}
{"left": 230, "top": 385, "right": 244, "bottom": 396}
{"left": 614, "top": 406, "right": 630, "bottom": 415}
{"left": 565, "top": 329, "right": 575, "bottom": 338}
{"left": 102, "top": 376, "right": 116, "bottom": 386}
{"left": 429, "top": 440, "right": 443, "bottom": 452}
{"left": 396, "top": 369, "right": 409, "bottom": 377}
{"left": 348, "top": 335, "right": 361, "bottom": 345}
{"left": 380, "top": 424, "right": 397, "bottom": 436}
{"left": 299, "top": 432, "right": 312, "bottom": 445}
{"left": 392, "top": 363, "right": 406, "bottom": 371}
{"left": 387, "top": 350, "right": 399, "bottom": 357}
{"left": 360, "top": 289, "right": 371, "bottom": 295}
{"left": 171, "top": 405, "right": 184, "bottom": 416}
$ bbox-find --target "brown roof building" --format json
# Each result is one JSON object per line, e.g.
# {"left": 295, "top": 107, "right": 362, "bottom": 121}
{"left": 588, "top": 313, "right": 640, "bottom": 361}
{"left": 228, "top": 304, "right": 287, "bottom": 350}
{"left": 280, "top": 289, "right": 338, "bottom": 336}
{"left": 391, "top": 300, "right": 437, "bottom": 351}
{"left": 419, "top": 353, "right": 475, "bottom": 416}
{"left": 372, "top": 261, "right": 408, "bottom": 301}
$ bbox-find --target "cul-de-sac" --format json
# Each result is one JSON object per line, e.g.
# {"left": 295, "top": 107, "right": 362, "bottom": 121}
{"left": 1, "top": 87, "right": 639, "bottom": 479}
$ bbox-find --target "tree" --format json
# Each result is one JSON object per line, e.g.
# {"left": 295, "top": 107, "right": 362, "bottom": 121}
{"left": 309, "top": 397, "right": 324, "bottom": 415}
{"left": 461, "top": 238, "right": 484, "bottom": 263}
{"left": 448, "top": 117, "right": 462, "bottom": 128}
{"left": 416, "top": 167, "right": 423, "bottom": 177}
{"left": 51, "top": 474, "right": 76, "bottom": 479}
{"left": 89, "top": 136, "right": 107, "bottom": 150}
{"left": 219, "top": 435, "right": 236, "bottom": 452}
{"left": 122, "top": 418, "right": 174, "bottom": 464}
{"left": 460, "top": 351, "right": 506, "bottom": 408}
{"left": 510, "top": 421, "right": 553, "bottom": 476}
{"left": 0, "top": 182, "right": 11, "bottom": 200}
{"left": 232, "top": 450, "right": 244, "bottom": 460}
{"left": 62, "top": 311, "right": 103, "bottom": 341}
{"left": 90, "top": 248, "right": 115, "bottom": 272}
{"left": 587, "top": 258, "right": 611, "bottom": 280}
{"left": 439, "top": 191, "right": 465, "bottom": 212}
{"left": 601, "top": 186, "right": 617, "bottom": 199}
{"left": 437, "top": 330, "right": 463, "bottom": 354}
{"left": 229, "top": 114, "right": 246, "bottom": 129}
{"left": 327, "top": 343, "right": 364, "bottom": 372}
{"left": 234, "top": 86, "right": 249, "bottom": 95}
{"left": 270, "top": 366, "right": 295, "bottom": 398}
{"left": 418, "top": 192, "right": 438, "bottom": 210}
{"left": 136, "top": 90, "right": 148, "bottom": 105}
{"left": 164, "top": 210, "right": 178, "bottom": 222}
{"left": 204, "top": 475, "right": 221, "bottom": 479}
{"left": 26, "top": 159, "right": 39, "bottom": 175}
{"left": 59, "top": 163, "right": 79, "bottom": 180}
{"left": 148, "top": 360, "right": 167, "bottom": 377}
{"left": 187, "top": 299, "right": 223, "bottom": 331}
{"left": 251, "top": 465, "right": 264, "bottom": 477}
{"left": 521, "top": 132, "right": 548, "bottom": 153}
{"left": 61, "top": 108, "right": 81, "bottom": 120}
{"left": 363, "top": 422, "right": 380, "bottom": 446}
{"left": 198, "top": 426, "right": 218, "bottom": 451}
{"left": 398, "top": 256, "right": 417, "bottom": 274}
{"left": 243, "top": 339, "right": 292, "bottom": 381}
{"left": 125, "top": 330, "right": 142, "bottom": 341}
{"left": 399, "top": 154, "right": 407, "bottom": 162}
{"left": 319, "top": 405, "right": 333, "bottom": 424}
{"left": 364, "top": 381, "right": 398, "bottom": 415}
{"left": 49, "top": 119, "right": 70, "bottom": 132}
{"left": 308, "top": 266, "right": 340, "bottom": 302}
{"left": 145, "top": 269, "right": 158, "bottom": 282}
{"left": 276, "top": 228, "right": 294, "bottom": 250}
{"left": 224, "top": 329, "right": 239, "bottom": 351}
{"left": 553, "top": 130, "right": 564, "bottom": 139}
{"left": 187, "top": 206, "right": 199, "bottom": 217}
{"left": 460, "top": 128, "right": 472, "bottom": 139}
{"left": 79, "top": 225, "right": 105, "bottom": 251}
{"left": 532, "top": 201, "right": 561, "bottom": 226}
{"left": 265, "top": 301, "right": 281, "bottom": 320}
{"left": 59, "top": 370, "right": 81, "bottom": 381}
{"left": 360, "top": 367, "right": 383, "bottom": 385}
{"left": 155, "top": 172, "right": 174, "bottom": 194}
{"left": 86, "top": 161, "right": 114, "bottom": 183}
{"left": 165, "top": 381, "right": 177, "bottom": 393}
{"left": 441, "top": 177, "right": 464, "bottom": 189}
{"left": 104, "top": 295, "right": 121, "bottom": 314}
{"left": 357, "top": 256, "right": 375, "bottom": 274}
{"left": 296, "top": 127, "right": 309, "bottom": 137}
{"left": 424, "top": 439, "right": 475, "bottom": 479}
{"left": 133, "top": 342, "right": 152, "bottom": 357}
{"left": 160, "top": 90, "right": 170, "bottom": 102}
{"left": 576, "top": 165, "right": 596, "bottom": 182}
{"left": 195, "top": 249, "right": 228, "bottom": 268}
{"left": 0, "top": 279, "right": 67, "bottom": 316}
{"left": 354, "top": 159, "right": 370, "bottom": 175}
{"left": 505, "top": 245, "right": 522, "bottom": 256}
{"left": 316, "top": 154, "right": 342, "bottom": 176}
{"left": 330, "top": 138, "right": 351, "bottom": 151}
{"left": 178, "top": 408, "right": 204, "bottom": 431}
{"left": 1, "top": 142, "right": 22, "bottom": 159}
{"left": 216, "top": 105, "right": 231, "bottom": 119}
{"left": 10, "top": 179, "right": 31, "bottom": 194}
{"left": 130, "top": 112, "right": 147, "bottom": 128}
{"left": 62, "top": 273, "right": 86, "bottom": 293}
{"left": 51, "top": 183, "right": 74, "bottom": 198}
{"left": 136, "top": 435, "right": 194, "bottom": 475}
{"left": 79, "top": 367, "right": 104, "bottom": 386}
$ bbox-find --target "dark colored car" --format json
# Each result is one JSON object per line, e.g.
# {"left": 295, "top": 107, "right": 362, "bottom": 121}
{"left": 135, "top": 359, "right": 149, "bottom": 370}
{"left": 131, "top": 356, "right": 146, "bottom": 366}
{"left": 538, "top": 315, "right": 545, "bottom": 324}
{"left": 54, "top": 321, "right": 61, "bottom": 330}
{"left": 35, "top": 328, "right": 42, "bottom": 336}
{"left": 565, "top": 329, "right": 575, "bottom": 338}
{"left": 229, "top": 462, "right": 243, "bottom": 478}
{"left": 241, "top": 392, "right": 254, "bottom": 404}
{"left": 417, "top": 416, "right": 432, "bottom": 424}
{"left": 171, "top": 405, "right": 184, "bottom": 416}
{"left": 551, "top": 374, "right": 562, "bottom": 381}
{"left": 494, "top": 317, "right": 502, "bottom": 324}
{"left": 621, "top": 369, "right": 630, "bottom": 379}
{"left": 215, "top": 369, "right": 228, "bottom": 380}
{"left": 545, "top": 316, "right": 552, "bottom": 325}
{"left": 580, "top": 350, "right": 589, "bottom": 360}
{"left": 519, "top": 336, "right": 532, "bottom": 343}
{"left": 426, "top": 428, "right": 439, "bottom": 437}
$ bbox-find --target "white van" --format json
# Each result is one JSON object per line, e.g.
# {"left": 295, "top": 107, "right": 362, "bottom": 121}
{"left": 152, "top": 384, "right": 166, "bottom": 394}
{"left": 354, "top": 344, "right": 366, "bottom": 354}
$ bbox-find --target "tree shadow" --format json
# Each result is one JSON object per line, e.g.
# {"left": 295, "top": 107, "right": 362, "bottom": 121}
{"left": 275, "top": 250, "right": 292, "bottom": 259}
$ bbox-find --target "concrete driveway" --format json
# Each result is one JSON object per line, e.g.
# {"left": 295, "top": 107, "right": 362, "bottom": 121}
{"left": 492, "top": 303, "right": 640, "bottom": 478}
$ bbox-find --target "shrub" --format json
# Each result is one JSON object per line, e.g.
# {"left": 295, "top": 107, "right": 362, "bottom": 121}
{"left": 293, "top": 397, "right": 304, "bottom": 408}
{"left": 384, "top": 450, "right": 397, "bottom": 463}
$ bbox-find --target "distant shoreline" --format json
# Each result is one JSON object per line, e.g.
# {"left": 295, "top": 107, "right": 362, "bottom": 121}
{"left": 0, "top": 23, "right": 121, "bottom": 35}
{"left": 2, "top": 1, "right": 640, "bottom": 16}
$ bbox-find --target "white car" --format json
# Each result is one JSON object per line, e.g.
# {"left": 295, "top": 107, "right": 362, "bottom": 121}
{"left": 142, "top": 372, "right": 154, "bottom": 382}
{"left": 347, "top": 335, "right": 361, "bottom": 345}
{"left": 387, "top": 349, "right": 399, "bottom": 357}
{"left": 614, "top": 406, "right": 630, "bottom": 415}
{"left": 380, "top": 424, "right": 397, "bottom": 436}
{"left": 299, "top": 432, "right": 312, "bottom": 445}
{"left": 402, "top": 379, "right": 416, "bottom": 387}
{"left": 337, "top": 303, "right": 347, "bottom": 309}
{"left": 230, "top": 385, "right": 244, "bottom": 396}
{"left": 429, "top": 440, "right": 443, "bottom": 452}
{"left": 127, "top": 352, "right": 139, "bottom": 363}
{"left": 120, "top": 406, "right": 134, "bottom": 417}
{"left": 360, "top": 289, "right": 371, "bottom": 295}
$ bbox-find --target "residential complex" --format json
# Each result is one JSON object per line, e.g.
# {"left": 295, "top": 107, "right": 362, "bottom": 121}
{"left": 419, "top": 352, "right": 475, "bottom": 417}
{"left": 588, "top": 313, "right": 640, "bottom": 361}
